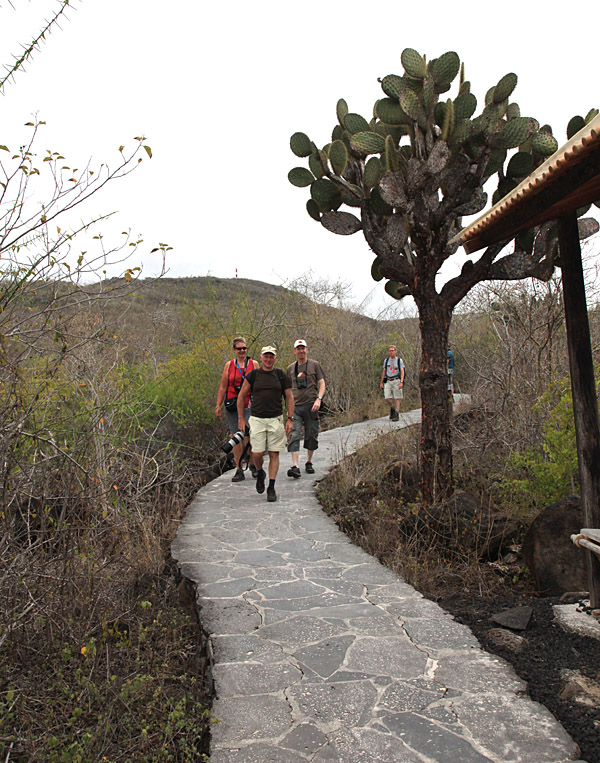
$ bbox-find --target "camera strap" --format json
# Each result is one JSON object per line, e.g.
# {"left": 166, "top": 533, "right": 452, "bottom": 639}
{"left": 237, "top": 438, "right": 252, "bottom": 471}
{"left": 235, "top": 358, "right": 249, "bottom": 379}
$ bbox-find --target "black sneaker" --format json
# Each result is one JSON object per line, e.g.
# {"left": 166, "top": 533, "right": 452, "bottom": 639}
{"left": 287, "top": 465, "right": 301, "bottom": 479}
{"left": 231, "top": 468, "right": 245, "bottom": 482}
{"left": 256, "top": 469, "right": 266, "bottom": 494}
{"left": 305, "top": 462, "right": 315, "bottom": 474}
{"left": 249, "top": 463, "right": 258, "bottom": 478}
{"left": 267, "top": 486, "right": 277, "bottom": 502}
{"left": 391, "top": 410, "right": 399, "bottom": 421}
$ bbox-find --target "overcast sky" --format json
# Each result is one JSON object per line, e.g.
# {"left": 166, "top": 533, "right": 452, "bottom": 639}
{"left": 1, "top": 0, "right": 599, "bottom": 315}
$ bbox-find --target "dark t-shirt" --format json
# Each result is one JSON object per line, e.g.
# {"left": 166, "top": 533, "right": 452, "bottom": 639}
{"left": 286, "top": 358, "right": 325, "bottom": 407}
{"left": 248, "top": 368, "right": 292, "bottom": 418}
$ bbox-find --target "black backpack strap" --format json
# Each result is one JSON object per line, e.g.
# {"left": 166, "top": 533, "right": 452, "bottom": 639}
{"left": 276, "top": 368, "right": 286, "bottom": 395}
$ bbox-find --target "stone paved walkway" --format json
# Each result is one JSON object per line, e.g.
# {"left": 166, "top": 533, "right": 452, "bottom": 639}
{"left": 172, "top": 409, "right": 584, "bottom": 762}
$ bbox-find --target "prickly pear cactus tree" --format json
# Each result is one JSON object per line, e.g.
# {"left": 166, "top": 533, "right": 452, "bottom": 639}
{"left": 289, "top": 48, "right": 599, "bottom": 504}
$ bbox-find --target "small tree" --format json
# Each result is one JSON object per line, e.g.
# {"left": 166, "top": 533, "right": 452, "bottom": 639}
{"left": 289, "top": 47, "right": 599, "bottom": 504}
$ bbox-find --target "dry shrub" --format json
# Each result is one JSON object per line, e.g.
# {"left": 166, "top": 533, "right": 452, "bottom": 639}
{"left": 317, "top": 428, "right": 530, "bottom": 601}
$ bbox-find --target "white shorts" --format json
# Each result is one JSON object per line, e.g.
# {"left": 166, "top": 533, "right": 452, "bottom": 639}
{"left": 249, "top": 415, "right": 287, "bottom": 452}
{"left": 384, "top": 378, "right": 404, "bottom": 399}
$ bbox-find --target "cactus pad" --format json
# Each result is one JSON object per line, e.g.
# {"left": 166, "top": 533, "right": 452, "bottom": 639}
{"left": 321, "top": 210, "right": 362, "bottom": 235}
{"left": 350, "top": 131, "right": 386, "bottom": 154}
{"left": 453, "top": 92, "right": 477, "bottom": 121}
{"left": 336, "top": 98, "right": 349, "bottom": 125}
{"left": 306, "top": 199, "right": 321, "bottom": 221}
{"left": 376, "top": 98, "right": 408, "bottom": 125}
{"left": 567, "top": 115, "right": 585, "bottom": 139}
{"left": 506, "top": 102, "right": 521, "bottom": 121}
{"left": 506, "top": 151, "right": 534, "bottom": 179}
{"left": 496, "top": 117, "right": 533, "bottom": 149}
{"left": 493, "top": 73, "right": 518, "bottom": 104}
{"left": 578, "top": 217, "right": 600, "bottom": 240}
{"left": 288, "top": 167, "right": 315, "bottom": 187}
{"left": 329, "top": 140, "right": 348, "bottom": 175}
{"left": 364, "top": 156, "right": 382, "bottom": 189}
{"left": 290, "top": 132, "right": 313, "bottom": 157}
{"left": 309, "top": 151, "right": 326, "bottom": 179}
{"left": 531, "top": 131, "right": 558, "bottom": 156}
{"left": 384, "top": 280, "right": 410, "bottom": 299}
{"left": 371, "top": 257, "right": 384, "bottom": 281}
{"left": 386, "top": 214, "right": 409, "bottom": 249}
{"left": 449, "top": 118, "right": 472, "bottom": 147}
{"left": 381, "top": 74, "right": 406, "bottom": 100}
{"left": 370, "top": 186, "right": 394, "bottom": 216}
{"left": 310, "top": 178, "right": 341, "bottom": 209}
{"left": 431, "top": 51, "right": 460, "bottom": 85}
{"left": 344, "top": 113, "right": 371, "bottom": 134}
{"left": 401, "top": 48, "right": 427, "bottom": 79}
{"left": 400, "top": 89, "right": 427, "bottom": 128}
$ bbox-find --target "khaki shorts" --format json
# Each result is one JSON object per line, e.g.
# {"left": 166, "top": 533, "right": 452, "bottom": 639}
{"left": 249, "top": 415, "right": 287, "bottom": 452}
{"left": 384, "top": 378, "right": 404, "bottom": 400}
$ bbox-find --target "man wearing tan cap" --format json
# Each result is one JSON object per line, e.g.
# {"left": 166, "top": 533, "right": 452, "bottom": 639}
{"left": 237, "top": 346, "right": 294, "bottom": 502}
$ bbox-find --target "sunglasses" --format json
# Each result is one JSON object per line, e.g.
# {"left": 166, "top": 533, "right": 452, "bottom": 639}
{"left": 234, "top": 347, "right": 247, "bottom": 351}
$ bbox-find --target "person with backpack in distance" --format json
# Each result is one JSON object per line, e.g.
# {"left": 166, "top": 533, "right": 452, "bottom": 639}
{"left": 215, "top": 337, "right": 259, "bottom": 481}
{"left": 286, "top": 339, "right": 326, "bottom": 478}
{"left": 380, "top": 345, "right": 405, "bottom": 421}
{"left": 236, "top": 346, "right": 294, "bottom": 503}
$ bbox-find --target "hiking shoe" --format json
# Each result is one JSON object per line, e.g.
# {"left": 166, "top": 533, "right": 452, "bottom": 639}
{"left": 267, "top": 486, "right": 277, "bottom": 502}
{"left": 287, "top": 465, "right": 301, "bottom": 479}
{"left": 389, "top": 409, "right": 395, "bottom": 420}
{"left": 231, "top": 468, "right": 245, "bottom": 482}
{"left": 391, "top": 410, "right": 399, "bottom": 421}
{"left": 255, "top": 469, "right": 266, "bottom": 494}
{"left": 305, "top": 462, "right": 315, "bottom": 474}
{"left": 249, "top": 463, "right": 258, "bottom": 478}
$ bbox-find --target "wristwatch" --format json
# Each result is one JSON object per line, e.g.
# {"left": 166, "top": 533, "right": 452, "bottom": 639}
{"left": 317, "top": 396, "right": 323, "bottom": 400}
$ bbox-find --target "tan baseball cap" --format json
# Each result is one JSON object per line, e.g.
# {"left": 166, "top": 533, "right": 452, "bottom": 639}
{"left": 261, "top": 346, "right": 277, "bottom": 355}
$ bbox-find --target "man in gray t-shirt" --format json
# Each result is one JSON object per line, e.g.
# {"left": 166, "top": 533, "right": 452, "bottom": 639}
{"left": 286, "top": 339, "right": 325, "bottom": 478}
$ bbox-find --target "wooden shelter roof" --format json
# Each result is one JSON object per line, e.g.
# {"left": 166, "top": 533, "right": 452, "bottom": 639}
{"left": 451, "top": 114, "right": 600, "bottom": 253}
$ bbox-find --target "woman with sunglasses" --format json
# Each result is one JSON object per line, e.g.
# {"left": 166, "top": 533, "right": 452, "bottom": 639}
{"left": 215, "top": 337, "right": 259, "bottom": 481}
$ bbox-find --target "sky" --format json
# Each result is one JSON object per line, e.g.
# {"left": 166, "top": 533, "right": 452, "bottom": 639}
{"left": 1, "top": 0, "right": 599, "bottom": 316}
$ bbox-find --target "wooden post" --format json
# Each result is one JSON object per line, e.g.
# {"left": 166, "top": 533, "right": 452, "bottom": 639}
{"left": 559, "top": 212, "right": 600, "bottom": 608}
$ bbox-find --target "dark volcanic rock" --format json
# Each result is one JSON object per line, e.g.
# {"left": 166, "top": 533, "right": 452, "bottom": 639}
{"left": 521, "top": 496, "right": 587, "bottom": 595}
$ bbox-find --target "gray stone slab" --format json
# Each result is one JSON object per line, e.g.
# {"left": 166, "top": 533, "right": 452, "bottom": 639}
{"left": 281, "top": 723, "right": 329, "bottom": 755}
{"left": 381, "top": 712, "right": 491, "bottom": 762}
{"left": 344, "top": 636, "right": 427, "bottom": 679}
{"left": 211, "top": 694, "right": 292, "bottom": 745}
{"left": 433, "top": 650, "right": 527, "bottom": 694}
{"left": 293, "top": 636, "right": 356, "bottom": 679}
{"left": 287, "top": 680, "right": 378, "bottom": 726}
{"left": 233, "top": 549, "right": 287, "bottom": 566}
{"left": 200, "top": 576, "right": 257, "bottom": 598}
{"left": 172, "top": 410, "right": 580, "bottom": 762}
{"left": 210, "top": 743, "right": 309, "bottom": 762}
{"left": 212, "top": 662, "right": 302, "bottom": 696}
{"left": 197, "top": 597, "right": 261, "bottom": 635}
{"left": 377, "top": 679, "right": 445, "bottom": 713}
{"left": 402, "top": 614, "right": 481, "bottom": 651}
{"left": 210, "top": 633, "right": 284, "bottom": 664}
{"left": 453, "top": 694, "right": 581, "bottom": 761}
{"left": 258, "top": 616, "right": 349, "bottom": 650}
{"left": 312, "top": 727, "right": 421, "bottom": 762}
